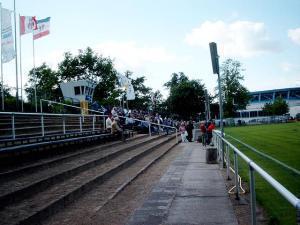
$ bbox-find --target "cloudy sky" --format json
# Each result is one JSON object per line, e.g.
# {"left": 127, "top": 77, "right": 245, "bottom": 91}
{"left": 2, "top": 0, "right": 300, "bottom": 98}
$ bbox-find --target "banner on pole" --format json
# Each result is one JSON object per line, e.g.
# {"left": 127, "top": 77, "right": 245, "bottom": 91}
{"left": 33, "top": 17, "right": 51, "bottom": 40}
{"left": 126, "top": 83, "right": 135, "bottom": 100}
{"left": 20, "top": 16, "right": 37, "bottom": 35}
{"left": 1, "top": 8, "right": 15, "bottom": 63}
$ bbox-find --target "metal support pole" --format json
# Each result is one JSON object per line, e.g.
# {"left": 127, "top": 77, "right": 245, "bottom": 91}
{"left": 103, "top": 116, "right": 105, "bottom": 130}
{"left": 234, "top": 151, "right": 240, "bottom": 200}
{"left": 93, "top": 115, "right": 95, "bottom": 131}
{"left": 296, "top": 204, "right": 300, "bottom": 225}
{"left": 63, "top": 116, "right": 66, "bottom": 134}
{"left": 40, "top": 99, "right": 43, "bottom": 113}
{"left": 175, "top": 128, "right": 178, "bottom": 144}
{"left": 148, "top": 123, "right": 151, "bottom": 137}
{"left": 12, "top": 113, "right": 15, "bottom": 139}
{"left": 226, "top": 144, "right": 230, "bottom": 180}
{"left": 14, "top": 0, "right": 19, "bottom": 111}
{"left": 41, "top": 114, "right": 44, "bottom": 136}
{"left": 249, "top": 166, "right": 257, "bottom": 225}
{"left": 79, "top": 116, "right": 82, "bottom": 133}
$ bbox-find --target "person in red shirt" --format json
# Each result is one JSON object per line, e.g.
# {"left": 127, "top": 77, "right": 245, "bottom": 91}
{"left": 199, "top": 121, "right": 207, "bottom": 146}
{"left": 207, "top": 121, "right": 215, "bottom": 144}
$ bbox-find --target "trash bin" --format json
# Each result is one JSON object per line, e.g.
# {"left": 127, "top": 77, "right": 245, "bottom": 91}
{"left": 206, "top": 147, "right": 217, "bottom": 164}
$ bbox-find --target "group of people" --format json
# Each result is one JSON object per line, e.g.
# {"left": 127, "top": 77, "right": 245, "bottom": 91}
{"left": 105, "top": 106, "right": 216, "bottom": 145}
{"left": 179, "top": 120, "right": 216, "bottom": 145}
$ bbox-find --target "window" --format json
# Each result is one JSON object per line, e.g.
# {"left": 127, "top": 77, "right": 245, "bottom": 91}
{"left": 85, "top": 87, "right": 90, "bottom": 95}
{"left": 289, "top": 90, "right": 300, "bottom": 99}
{"left": 74, "top": 86, "right": 80, "bottom": 95}
{"left": 250, "top": 111, "right": 258, "bottom": 117}
{"left": 261, "top": 92, "right": 273, "bottom": 101}
{"left": 241, "top": 112, "right": 249, "bottom": 118}
{"left": 250, "top": 94, "right": 259, "bottom": 102}
{"left": 81, "top": 86, "right": 85, "bottom": 95}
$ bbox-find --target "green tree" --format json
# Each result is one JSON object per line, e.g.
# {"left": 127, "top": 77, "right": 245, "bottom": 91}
{"left": 262, "top": 97, "right": 289, "bottom": 115}
{"left": 25, "top": 63, "right": 61, "bottom": 109}
{"left": 220, "top": 59, "right": 250, "bottom": 118}
{"left": 165, "top": 72, "right": 206, "bottom": 119}
{"left": 58, "top": 47, "right": 118, "bottom": 106}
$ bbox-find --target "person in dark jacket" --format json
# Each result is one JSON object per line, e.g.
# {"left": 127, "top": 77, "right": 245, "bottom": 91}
{"left": 186, "top": 120, "right": 194, "bottom": 142}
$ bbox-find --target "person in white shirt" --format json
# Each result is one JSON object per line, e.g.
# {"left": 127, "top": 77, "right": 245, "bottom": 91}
{"left": 106, "top": 114, "right": 113, "bottom": 132}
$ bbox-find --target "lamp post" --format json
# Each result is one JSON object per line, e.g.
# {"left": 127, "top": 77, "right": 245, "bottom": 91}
{"left": 209, "top": 42, "right": 225, "bottom": 167}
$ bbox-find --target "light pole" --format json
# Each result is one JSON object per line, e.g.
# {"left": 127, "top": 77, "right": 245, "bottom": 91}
{"left": 209, "top": 42, "right": 225, "bottom": 167}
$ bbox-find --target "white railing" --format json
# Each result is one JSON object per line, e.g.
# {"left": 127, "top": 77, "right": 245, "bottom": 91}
{"left": 213, "top": 130, "right": 300, "bottom": 225}
{"left": 0, "top": 112, "right": 178, "bottom": 144}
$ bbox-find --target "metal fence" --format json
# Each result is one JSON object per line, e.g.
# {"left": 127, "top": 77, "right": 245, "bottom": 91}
{"left": 213, "top": 130, "right": 300, "bottom": 225}
{"left": 0, "top": 112, "right": 178, "bottom": 145}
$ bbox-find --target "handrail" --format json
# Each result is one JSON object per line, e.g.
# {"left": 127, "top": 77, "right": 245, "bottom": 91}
{"left": 213, "top": 130, "right": 300, "bottom": 225}
{"left": 0, "top": 111, "right": 179, "bottom": 144}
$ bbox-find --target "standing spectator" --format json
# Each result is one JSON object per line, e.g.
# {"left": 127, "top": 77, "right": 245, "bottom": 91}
{"left": 207, "top": 121, "right": 215, "bottom": 145}
{"left": 179, "top": 122, "right": 188, "bottom": 143}
{"left": 200, "top": 121, "right": 207, "bottom": 146}
{"left": 106, "top": 114, "right": 113, "bottom": 133}
{"left": 186, "top": 120, "right": 194, "bottom": 142}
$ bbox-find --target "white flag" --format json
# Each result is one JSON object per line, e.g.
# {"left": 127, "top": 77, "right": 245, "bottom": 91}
{"left": 126, "top": 83, "right": 135, "bottom": 100}
{"left": 1, "top": 8, "right": 15, "bottom": 63}
{"left": 20, "top": 16, "right": 37, "bottom": 35}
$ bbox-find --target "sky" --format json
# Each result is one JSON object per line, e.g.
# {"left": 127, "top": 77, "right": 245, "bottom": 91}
{"left": 1, "top": 0, "right": 300, "bottom": 99}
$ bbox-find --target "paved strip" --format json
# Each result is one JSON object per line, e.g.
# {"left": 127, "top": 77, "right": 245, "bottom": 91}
{"left": 127, "top": 142, "right": 238, "bottom": 225}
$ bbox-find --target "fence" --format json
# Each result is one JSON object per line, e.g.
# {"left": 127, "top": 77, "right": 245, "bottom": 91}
{"left": 0, "top": 112, "right": 178, "bottom": 145}
{"left": 213, "top": 130, "right": 300, "bottom": 225}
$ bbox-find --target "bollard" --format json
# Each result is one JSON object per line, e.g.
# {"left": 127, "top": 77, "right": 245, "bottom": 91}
{"left": 148, "top": 123, "right": 151, "bottom": 137}
{"left": 63, "top": 116, "right": 66, "bottom": 134}
{"left": 41, "top": 114, "right": 45, "bottom": 136}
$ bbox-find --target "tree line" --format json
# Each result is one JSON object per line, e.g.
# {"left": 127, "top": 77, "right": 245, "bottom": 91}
{"left": 1, "top": 47, "right": 288, "bottom": 119}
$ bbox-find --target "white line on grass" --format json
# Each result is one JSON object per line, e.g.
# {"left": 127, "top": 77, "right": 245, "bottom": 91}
{"left": 226, "top": 134, "right": 300, "bottom": 176}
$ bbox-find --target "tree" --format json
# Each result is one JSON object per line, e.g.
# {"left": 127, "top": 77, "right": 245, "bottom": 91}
{"left": 220, "top": 59, "right": 250, "bottom": 118}
{"left": 262, "top": 97, "right": 289, "bottom": 115}
{"left": 58, "top": 47, "right": 119, "bottom": 106}
{"left": 25, "top": 63, "right": 61, "bottom": 108}
{"left": 164, "top": 72, "right": 206, "bottom": 119}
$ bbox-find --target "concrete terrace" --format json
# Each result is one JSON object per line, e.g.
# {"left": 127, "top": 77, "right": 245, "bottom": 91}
{"left": 127, "top": 142, "right": 238, "bottom": 225}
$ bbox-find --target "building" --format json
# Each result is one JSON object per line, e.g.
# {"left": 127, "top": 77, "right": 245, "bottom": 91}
{"left": 235, "top": 87, "right": 300, "bottom": 123}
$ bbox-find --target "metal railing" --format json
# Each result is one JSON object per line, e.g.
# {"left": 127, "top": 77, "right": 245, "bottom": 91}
{"left": 0, "top": 112, "right": 178, "bottom": 145}
{"left": 213, "top": 130, "right": 300, "bottom": 225}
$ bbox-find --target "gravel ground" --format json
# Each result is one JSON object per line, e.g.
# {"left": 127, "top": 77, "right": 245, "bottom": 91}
{"left": 221, "top": 169, "right": 269, "bottom": 225}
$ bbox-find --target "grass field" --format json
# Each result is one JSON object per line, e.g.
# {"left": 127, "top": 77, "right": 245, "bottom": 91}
{"left": 224, "top": 122, "right": 300, "bottom": 225}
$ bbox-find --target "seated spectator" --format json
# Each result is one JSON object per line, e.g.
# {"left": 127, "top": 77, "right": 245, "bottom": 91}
{"left": 111, "top": 117, "right": 123, "bottom": 135}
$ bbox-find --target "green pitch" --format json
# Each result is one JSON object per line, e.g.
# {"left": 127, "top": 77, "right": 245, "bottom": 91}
{"left": 224, "top": 122, "right": 300, "bottom": 225}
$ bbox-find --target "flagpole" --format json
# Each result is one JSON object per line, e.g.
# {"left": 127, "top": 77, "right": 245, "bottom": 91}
{"left": 0, "top": 2, "right": 4, "bottom": 111}
{"left": 18, "top": 14, "right": 23, "bottom": 112}
{"left": 13, "top": 0, "right": 19, "bottom": 111}
{"left": 32, "top": 34, "right": 37, "bottom": 112}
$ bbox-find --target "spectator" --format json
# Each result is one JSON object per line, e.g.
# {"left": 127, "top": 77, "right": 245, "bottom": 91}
{"left": 207, "top": 121, "right": 215, "bottom": 145}
{"left": 179, "top": 122, "right": 188, "bottom": 143}
{"left": 111, "top": 117, "right": 123, "bottom": 135}
{"left": 105, "top": 114, "right": 113, "bottom": 133}
{"left": 199, "top": 121, "right": 207, "bottom": 146}
{"left": 186, "top": 120, "right": 194, "bottom": 142}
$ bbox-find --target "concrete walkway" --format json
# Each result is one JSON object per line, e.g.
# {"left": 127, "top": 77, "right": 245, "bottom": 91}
{"left": 127, "top": 142, "right": 238, "bottom": 225}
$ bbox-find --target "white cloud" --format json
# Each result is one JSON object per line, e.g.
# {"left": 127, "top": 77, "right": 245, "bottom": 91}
{"left": 288, "top": 28, "right": 300, "bottom": 45}
{"left": 185, "top": 20, "right": 281, "bottom": 58}
{"left": 95, "top": 41, "right": 178, "bottom": 70}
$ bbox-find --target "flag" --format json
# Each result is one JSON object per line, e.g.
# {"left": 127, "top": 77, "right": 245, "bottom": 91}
{"left": 20, "top": 16, "right": 37, "bottom": 35}
{"left": 126, "top": 83, "right": 135, "bottom": 100}
{"left": 1, "top": 8, "right": 15, "bottom": 63}
{"left": 117, "top": 74, "right": 130, "bottom": 88}
{"left": 33, "top": 17, "right": 51, "bottom": 40}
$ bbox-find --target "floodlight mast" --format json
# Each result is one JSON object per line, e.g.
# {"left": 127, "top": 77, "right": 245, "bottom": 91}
{"left": 209, "top": 42, "right": 225, "bottom": 166}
